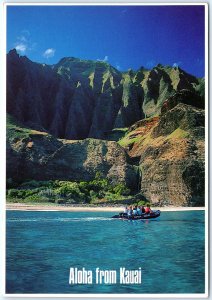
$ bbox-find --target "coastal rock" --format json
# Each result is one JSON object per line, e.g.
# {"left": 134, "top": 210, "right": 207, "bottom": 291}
{"left": 152, "top": 103, "right": 205, "bottom": 138}
{"left": 139, "top": 139, "right": 205, "bottom": 206}
{"left": 119, "top": 103, "right": 205, "bottom": 206}
{"left": 6, "top": 119, "right": 138, "bottom": 190}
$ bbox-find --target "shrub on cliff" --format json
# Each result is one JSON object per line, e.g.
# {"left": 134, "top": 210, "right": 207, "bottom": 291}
{"left": 6, "top": 175, "right": 132, "bottom": 204}
{"left": 112, "top": 183, "right": 130, "bottom": 196}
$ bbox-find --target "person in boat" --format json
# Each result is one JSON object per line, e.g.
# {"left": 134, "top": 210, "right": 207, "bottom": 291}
{"left": 127, "top": 206, "right": 133, "bottom": 218}
{"left": 145, "top": 204, "right": 152, "bottom": 214}
{"left": 119, "top": 206, "right": 128, "bottom": 217}
{"left": 137, "top": 206, "right": 141, "bottom": 216}
{"left": 141, "top": 206, "right": 146, "bottom": 213}
{"left": 133, "top": 206, "right": 138, "bottom": 216}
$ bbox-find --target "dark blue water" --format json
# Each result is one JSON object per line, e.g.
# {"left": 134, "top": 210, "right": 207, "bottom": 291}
{"left": 6, "top": 210, "right": 205, "bottom": 294}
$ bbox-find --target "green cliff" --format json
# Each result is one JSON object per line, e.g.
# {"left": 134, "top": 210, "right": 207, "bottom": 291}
{"left": 6, "top": 50, "right": 205, "bottom": 206}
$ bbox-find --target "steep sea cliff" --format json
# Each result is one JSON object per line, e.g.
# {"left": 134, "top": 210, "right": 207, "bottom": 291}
{"left": 6, "top": 50, "right": 205, "bottom": 206}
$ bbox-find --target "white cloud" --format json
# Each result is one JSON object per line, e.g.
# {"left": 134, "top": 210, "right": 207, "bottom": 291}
{"left": 103, "top": 55, "right": 108, "bottom": 62}
{"left": 14, "top": 30, "right": 35, "bottom": 54}
{"left": 97, "top": 55, "right": 109, "bottom": 62}
{"left": 15, "top": 43, "right": 27, "bottom": 53}
{"left": 116, "top": 64, "right": 121, "bottom": 70}
{"left": 172, "top": 61, "right": 182, "bottom": 68}
{"left": 43, "top": 48, "right": 55, "bottom": 58}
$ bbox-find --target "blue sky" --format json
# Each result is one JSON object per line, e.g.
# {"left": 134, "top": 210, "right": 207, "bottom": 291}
{"left": 7, "top": 5, "right": 205, "bottom": 77}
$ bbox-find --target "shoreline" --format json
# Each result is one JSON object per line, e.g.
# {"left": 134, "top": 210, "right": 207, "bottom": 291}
{"left": 6, "top": 203, "right": 205, "bottom": 212}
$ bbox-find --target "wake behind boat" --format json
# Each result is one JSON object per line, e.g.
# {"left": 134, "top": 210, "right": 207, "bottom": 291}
{"left": 112, "top": 210, "right": 161, "bottom": 220}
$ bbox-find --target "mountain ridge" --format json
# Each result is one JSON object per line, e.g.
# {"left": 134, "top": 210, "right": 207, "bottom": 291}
{"left": 6, "top": 49, "right": 205, "bottom": 206}
{"left": 7, "top": 49, "right": 204, "bottom": 140}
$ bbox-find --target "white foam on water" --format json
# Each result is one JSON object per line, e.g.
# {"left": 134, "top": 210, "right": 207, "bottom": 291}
{"left": 7, "top": 217, "right": 115, "bottom": 223}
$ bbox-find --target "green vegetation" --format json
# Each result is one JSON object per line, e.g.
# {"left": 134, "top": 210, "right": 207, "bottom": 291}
{"left": 88, "top": 71, "right": 95, "bottom": 88}
{"left": 118, "top": 121, "right": 189, "bottom": 149}
{"left": 113, "top": 127, "right": 128, "bottom": 133}
{"left": 106, "top": 127, "right": 129, "bottom": 142}
{"left": 167, "top": 128, "right": 189, "bottom": 139}
{"left": 7, "top": 114, "right": 32, "bottom": 140}
{"left": 6, "top": 172, "right": 133, "bottom": 205}
{"left": 118, "top": 134, "right": 144, "bottom": 147}
{"left": 82, "top": 67, "right": 95, "bottom": 78}
{"left": 117, "top": 116, "right": 158, "bottom": 147}
{"left": 7, "top": 114, "right": 48, "bottom": 141}
{"left": 7, "top": 114, "right": 23, "bottom": 127}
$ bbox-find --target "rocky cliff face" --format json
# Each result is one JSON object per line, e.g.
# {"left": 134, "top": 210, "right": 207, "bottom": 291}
{"left": 119, "top": 102, "right": 205, "bottom": 206}
{"left": 7, "top": 116, "right": 138, "bottom": 191}
{"left": 7, "top": 50, "right": 203, "bottom": 140}
{"left": 6, "top": 50, "right": 205, "bottom": 206}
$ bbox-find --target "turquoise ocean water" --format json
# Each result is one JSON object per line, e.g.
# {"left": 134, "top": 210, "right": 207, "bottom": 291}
{"left": 6, "top": 210, "right": 205, "bottom": 294}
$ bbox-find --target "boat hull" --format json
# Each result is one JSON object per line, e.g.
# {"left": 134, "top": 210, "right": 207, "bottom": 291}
{"left": 112, "top": 210, "right": 161, "bottom": 220}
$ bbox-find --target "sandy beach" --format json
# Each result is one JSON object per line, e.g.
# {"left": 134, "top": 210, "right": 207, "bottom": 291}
{"left": 6, "top": 203, "right": 205, "bottom": 212}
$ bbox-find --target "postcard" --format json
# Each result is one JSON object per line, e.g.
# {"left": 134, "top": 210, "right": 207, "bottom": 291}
{"left": 4, "top": 2, "right": 208, "bottom": 298}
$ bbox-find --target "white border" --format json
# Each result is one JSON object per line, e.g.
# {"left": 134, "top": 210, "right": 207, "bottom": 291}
{"left": 204, "top": 2, "right": 209, "bottom": 298}
{"left": 2, "top": 2, "right": 209, "bottom": 299}
{"left": 1, "top": 0, "right": 7, "bottom": 300}
{"left": 2, "top": 293, "right": 210, "bottom": 298}
{"left": 4, "top": 2, "right": 210, "bottom": 5}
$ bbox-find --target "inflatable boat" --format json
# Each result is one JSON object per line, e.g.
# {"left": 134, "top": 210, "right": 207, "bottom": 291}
{"left": 112, "top": 210, "right": 161, "bottom": 220}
